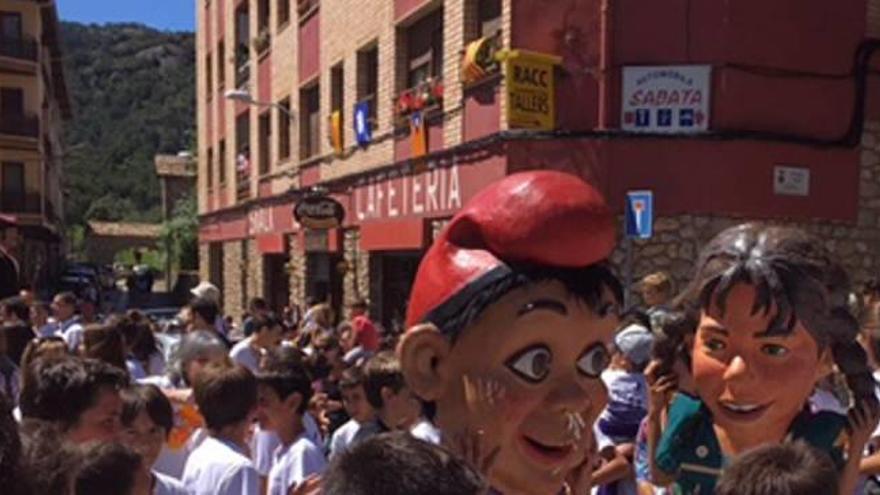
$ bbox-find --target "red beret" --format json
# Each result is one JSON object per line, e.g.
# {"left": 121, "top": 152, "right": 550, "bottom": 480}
{"left": 406, "top": 170, "right": 615, "bottom": 329}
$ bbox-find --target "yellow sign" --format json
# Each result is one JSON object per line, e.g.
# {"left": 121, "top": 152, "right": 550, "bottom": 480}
{"left": 503, "top": 50, "right": 561, "bottom": 131}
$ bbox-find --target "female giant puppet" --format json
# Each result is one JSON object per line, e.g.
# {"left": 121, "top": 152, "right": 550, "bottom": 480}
{"left": 647, "top": 223, "right": 879, "bottom": 495}
{"left": 399, "top": 171, "right": 623, "bottom": 494}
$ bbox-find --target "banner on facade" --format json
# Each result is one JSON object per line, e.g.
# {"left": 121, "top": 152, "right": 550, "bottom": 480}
{"left": 621, "top": 65, "right": 711, "bottom": 134}
{"left": 503, "top": 49, "right": 561, "bottom": 131}
{"left": 329, "top": 110, "right": 343, "bottom": 155}
{"left": 354, "top": 100, "right": 372, "bottom": 147}
{"left": 410, "top": 111, "right": 427, "bottom": 158}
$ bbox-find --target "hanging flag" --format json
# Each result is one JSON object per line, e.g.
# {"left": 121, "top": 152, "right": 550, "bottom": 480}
{"left": 329, "top": 110, "right": 343, "bottom": 154}
{"left": 354, "top": 100, "right": 372, "bottom": 147}
{"left": 410, "top": 110, "right": 427, "bottom": 158}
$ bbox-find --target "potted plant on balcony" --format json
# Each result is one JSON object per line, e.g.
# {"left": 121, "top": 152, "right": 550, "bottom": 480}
{"left": 252, "top": 28, "right": 271, "bottom": 54}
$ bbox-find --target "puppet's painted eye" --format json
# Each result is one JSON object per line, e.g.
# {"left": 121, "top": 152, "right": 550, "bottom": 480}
{"left": 576, "top": 344, "right": 610, "bottom": 378}
{"left": 761, "top": 343, "right": 788, "bottom": 357}
{"left": 704, "top": 338, "right": 726, "bottom": 352}
{"left": 506, "top": 345, "right": 552, "bottom": 383}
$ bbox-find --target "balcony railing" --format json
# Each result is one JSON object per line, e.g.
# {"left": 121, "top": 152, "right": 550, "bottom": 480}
{"left": 0, "top": 35, "right": 38, "bottom": 62}
{"left": 1, "top": 192, "right": 41, "bottom": 214}
{"left": 236, "top": 171, "right": 251, "bottom": 201}
{"left": 0, "top": 113, "right": 39, "bottom": 138}
{"left": 235, "top": 47, "right": 251, "bottom": 88}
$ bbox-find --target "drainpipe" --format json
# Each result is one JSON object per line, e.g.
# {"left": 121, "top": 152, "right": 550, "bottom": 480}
{"left": 598, "top": 0, "right": 614, "bottom": 130}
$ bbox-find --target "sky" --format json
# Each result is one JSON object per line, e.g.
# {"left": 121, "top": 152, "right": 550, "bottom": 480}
{"left": 58, "top": 0, "right": 194, "bottom": 32}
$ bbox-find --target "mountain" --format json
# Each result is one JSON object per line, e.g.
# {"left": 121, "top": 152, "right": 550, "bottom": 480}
{"left": 60, "top": 21, "right": 195, "bottom": 227}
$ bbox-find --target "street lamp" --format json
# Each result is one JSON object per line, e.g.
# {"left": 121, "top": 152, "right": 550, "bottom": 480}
{"left": 224, "top": 89, "right": 295, "bottom": 121}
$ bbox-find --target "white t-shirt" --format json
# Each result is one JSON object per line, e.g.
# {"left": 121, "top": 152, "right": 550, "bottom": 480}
{"left": 127, "top": 353, "right": 169, "bottom": 381}
{"left": 267, "top": 435, "right": 327, "bottom": 495}
{"left": 61, "top": 318, "right": 85, "bottom": 352}
{"left": 155, "top": 428, "right": 207, "bottom": 480}
{"left": 410, "top": 418, "right": 442, "bottom": 445}
{"left": 154, "top": 470, "right": 189, "bottom": 495}
{"left": 229, "top": 337, "right": 261, "bottom": 373}
{"left": 251, "top": 413, "right": 324, "bottom": 477}
{"left": 329, "top": 419, "right": 361, "bottom": 459}
{"left": 182, "top": 436, "right": 260, "bottom": 495}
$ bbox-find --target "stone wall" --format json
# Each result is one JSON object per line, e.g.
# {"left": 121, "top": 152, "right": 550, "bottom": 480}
{"left": 609, "top": 123, "right": 880, "bottom": 301}
{"left": 287, "top": 234, "right": 307, "bottom": 310}
{"left": 341, "top": 229, "right": 371, "bottom": 319}
{"left": 221, "top": 240, "right": 244, "bottom": 320}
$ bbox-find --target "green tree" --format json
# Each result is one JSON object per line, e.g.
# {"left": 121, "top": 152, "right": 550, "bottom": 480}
{"left": 160, "top": 194, "right": 198, "bottom": 271}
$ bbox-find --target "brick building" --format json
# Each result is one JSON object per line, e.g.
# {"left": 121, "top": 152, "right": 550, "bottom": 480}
{"left": 197, "top": 0, "right": 880, "bottom": 328}
{"left": 0, "top": 0, "right": 69, "bottom": 291}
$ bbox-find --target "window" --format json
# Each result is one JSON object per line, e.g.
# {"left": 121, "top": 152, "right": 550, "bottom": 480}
{"left": 278, "top": 0, "right": 290, "bottom": 27}
{"left": 479, "top": 0, "right": 502, "bottom": 37}
{"left": 206, "top": 53, "right": 213, "bottom": 99}
{"left": 0, "top": 12, "right": 22, "bottom": 40}
{"left": 357, "top": 45, "right": 378, "bottom": 126}
{"left": 236, "top": 112, "right": 251, "bottom": 200}
{"left": 218, "top": 139, "right": 227, "bottom": 184}
{"left": 235, "top": 5, "right": 250, "bottom": 66}
{"left": 406, "top": 10, "right": 444, "bottom": 89}
{"left": 278, "top": 97, "right": 291, "bottom": 160}
{"left": 0, "top": 87, "right": 24, "bottom": 116}
{"left": 258, "top": 0, "right": 270, "bottom": 30}
{"left": 258, "top": 111, "right": 271, "bottom": 175}
{"left": 331, "top": 64, "right": 343, "bottom": 114}
{"left": 217, "top": 40, "right": 226, "bottom": 87}
{"left": 1, "top": 162, "right": 25, "bottom": 210}
{"left": 206, "top": 147, "right": 214, "bottom": 188}
{"left": 299, "top": 84, "right": 320, "bottom": 159}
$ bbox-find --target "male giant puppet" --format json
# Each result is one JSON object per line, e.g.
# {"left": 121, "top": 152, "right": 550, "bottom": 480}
{"left": 399, "top": 171, "right": 623, "bottom": 494}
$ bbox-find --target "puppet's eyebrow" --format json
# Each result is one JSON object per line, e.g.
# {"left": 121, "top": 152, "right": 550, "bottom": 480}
{"left": 701, "top": 324, "right": 729, "bottom": 336}
{"left": 517, "top": 299, "right": 568, "bottom": 317}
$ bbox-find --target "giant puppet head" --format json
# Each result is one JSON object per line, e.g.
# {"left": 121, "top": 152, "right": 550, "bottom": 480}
{"left": 398, "top": 171, "right": 622, "bottom": 494}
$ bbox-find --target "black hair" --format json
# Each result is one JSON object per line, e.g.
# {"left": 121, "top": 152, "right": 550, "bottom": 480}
{"left": 120, "top": 384, "right": 174, "bottom": 437}
{"left": 339, "top": 365, "right": 365, "bottom": 390}
{"left": 428, "top": 263, "right": 622, "bottom": 343}
{"left": 19, "top": 419, "right": 81, "bottom": 495}
{"left": 0, "top": 392, "right": 22, "bottom": 492}
{"left": 257, "top": 346, "right": 313, "bottom": 414}
{"left": 190, "top": 297, "right": 219, "bottom": 326}
{"left": 113, "top": 312, "right": 159, "bottom": 362}
{"left": 252, "top": 312, "right": 281, "bottom": 334}
{"left": 53, "top": 291, "right": 78, "bottom": 307}
{"left": 19, "top": 357, "right": 128, "bottom": 431}
{"left": 74, "top": 442, "right": 141, "bottom": 495}
{"left": 0, "top": 296, "right": 29, "bottom": 322}
{"left": 362, "top": 352, "right": 405, "bottom": 410}
{"left": 323, "top": 432, "right": 486, "bottom": 495}
{"left": 249, "top": 297, "right": 268, "bottom": 312}
{"left": 715, "top": 441, "right": 838, "bottom": 495}
{"left": 657, "top": 223, "right": 877, "bottom": 408}
{"left": 193, "top": 361, "right": 257, "bottom": 431}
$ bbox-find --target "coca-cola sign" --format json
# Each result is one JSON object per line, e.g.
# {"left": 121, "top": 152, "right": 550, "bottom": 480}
{"left": 294, "top": 195, "right": 345, "bottom": 229}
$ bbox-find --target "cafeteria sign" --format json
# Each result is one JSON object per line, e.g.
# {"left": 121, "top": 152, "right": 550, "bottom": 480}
{"left": 622, "top": 65, "right": 711, "bottom": 133}
{"left": 294, "top": 195, "right": 345, "bottom": 230}
{"left": 504, "top": 50, "right": 561, "bottom": 131}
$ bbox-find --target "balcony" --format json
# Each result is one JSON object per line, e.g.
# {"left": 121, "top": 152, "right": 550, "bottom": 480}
{"left": 236, "top": 171, "right": 251, "bottom": 201}
{"left": 1, "top": 192, "right": 41, "bottom": 214}
{"left": 0, "top": 113, "right": 39, "bottom": 138}
{"left": 0, "top": 35, "right": 38, "bottom": 62}
{"left": 235, "top": 46, "right": 251, "bottom": 88}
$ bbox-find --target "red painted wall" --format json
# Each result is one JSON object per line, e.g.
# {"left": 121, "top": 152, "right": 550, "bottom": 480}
{"left": 463, "top": 80, "right": 501, "bottom": 141}
{"left": 217, "top": 0, "right": 226, "bottom": 37}
{"left": 395, "top": 0, "right": 429, "bottom": 22}
{"left": 299, "top": 11, "right": 320, "bottom": 83}
{"left": 258, "top": 54, "right": 272, "bottom": 103}
{"left": 361, "top": 219, "right": 427, "bottom": 250}
{"left": 507, "top": 139, "right": 859, "bottom": 223}
{"left": 206, "top": 96, "right": 213, "bottom": 141}
{"left": 205, "top": 5, "right": 212, "bottom": 49}
{"left": 300, "top": 164, "right": 321, "bottom": 187}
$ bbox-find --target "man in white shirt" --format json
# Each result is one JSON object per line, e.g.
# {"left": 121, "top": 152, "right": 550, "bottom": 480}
{"left": 52, "top": 292, "right": 84, "bottom": 352}
{"left": 256, "top": 347, "right": 327, "bottom": 495}
{"left": 182, "top": 361, "right": 260, "bottom": 495}
{"left": 230, "top": 313, "right": 283, "bottom": 373}
{"left": 329, "top": 366, "right": 375, "bottom": 459}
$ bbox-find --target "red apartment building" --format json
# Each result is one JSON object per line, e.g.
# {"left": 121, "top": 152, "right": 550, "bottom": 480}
{"left": 197, "top": 0, "right": 880, "bottom": 328}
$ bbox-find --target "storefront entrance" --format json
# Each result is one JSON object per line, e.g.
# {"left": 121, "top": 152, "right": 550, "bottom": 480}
{"left": 370, "top": 251, "right": 423, "bottom": 334}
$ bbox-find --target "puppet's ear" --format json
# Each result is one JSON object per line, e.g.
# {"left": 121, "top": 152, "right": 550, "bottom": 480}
{"left": 398, "top": 323, "right": 451, "bottom": 402}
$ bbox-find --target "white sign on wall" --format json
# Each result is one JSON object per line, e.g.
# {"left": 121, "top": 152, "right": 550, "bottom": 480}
{"left": 621, "top": 65, "right": 711, "bottom": 134}
{"left": 773, "top": 166, "right": 810, "bottom": 196}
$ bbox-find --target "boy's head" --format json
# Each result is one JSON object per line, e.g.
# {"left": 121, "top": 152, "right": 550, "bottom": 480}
{"left": 640, "top": 271, "right": 673, "bottom": 307}
{"left": 363, "top": 352, "right": 419, "bottom": 429}
{"left": 350, "top": 299, "right": 368, "bottom": 317}
{"left": 715, "top": 441, "right": 838, "bottom": 495}
{"left": 248, "top": 297, "right": 269, "bottom": 315}
{"left": 192, "top": 361, "right": 257, "bottom": 434}
{"left": 19, "top": 357, "right": 127, "bottom": 444}
{"left": 1, "top": 296, "right": 29, "bottom": 323}
{"left": 322, "top": 432, "right": 486, "bottom": 495}
{"left": 398, "top": 171, "right": 621, "bottom": 494}
{"left": 255, "top": 346, "right": 313, "bottom": 431}
{"left": 612, "top": 323, "right": 654, "bottom": 372}
{"left": 51, "top": 292, "right": 77, "bottom": 322}
{"left": 120, "top": 384, "right": 174, "bottom": 468}
{"left": 340, "top": 366, "right": 373, "bottom": 423}
{"left": 189, "top": 297, "right": 219, "bottom": 328}
{"left": 74, "top": 442, "right": 142, "bottom": 495}
{"left": 251, "top": 313, "right": 283, "bottom": 348}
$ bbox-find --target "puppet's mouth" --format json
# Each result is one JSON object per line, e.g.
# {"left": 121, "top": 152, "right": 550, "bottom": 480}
{"left": 718, "top": 400, "right": 770, "bottom": 420}
{"left": 518, "top": 435, "right": 574, "bottom": 466}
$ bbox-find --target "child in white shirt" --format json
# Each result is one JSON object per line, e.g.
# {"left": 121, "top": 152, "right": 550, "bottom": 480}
{"left": 182, "top": 361, "right": 260, "bottom": 495}
{"left": 256, "top": 346, "right": 327, "bottom": 495}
